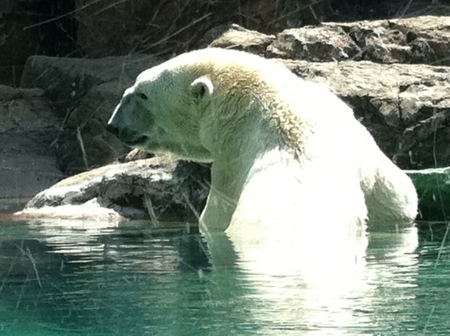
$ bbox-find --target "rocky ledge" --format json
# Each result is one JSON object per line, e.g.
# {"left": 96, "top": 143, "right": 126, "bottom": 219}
{"left": 10, "top": 155, "right": 450, "bottom": 223}
{"left": 13, "top": 157, "right": 210, "bottom": 223}
{"left": 4, "top": 16, "right": 450, "bottom": 223}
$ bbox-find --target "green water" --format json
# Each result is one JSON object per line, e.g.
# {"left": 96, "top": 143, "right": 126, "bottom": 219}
{"left": 1, "top": 201, "right": 450, "bottom": 335}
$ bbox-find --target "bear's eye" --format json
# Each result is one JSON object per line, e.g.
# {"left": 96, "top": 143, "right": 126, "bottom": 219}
{"left": 136, "top": 92, "right": 148, "bottom": 100}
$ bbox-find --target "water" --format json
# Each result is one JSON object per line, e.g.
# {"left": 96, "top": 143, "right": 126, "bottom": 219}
{"left": 1, "top": 200, "right": 450, "bottom": 335}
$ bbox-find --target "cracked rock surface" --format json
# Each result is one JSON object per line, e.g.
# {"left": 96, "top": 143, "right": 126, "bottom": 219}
{"left": 9, "top": 16, "right": 450, "bottom": 221}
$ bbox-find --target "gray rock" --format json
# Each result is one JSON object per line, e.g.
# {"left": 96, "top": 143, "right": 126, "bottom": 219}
{"left": 275, "top": 60, "right": 450, "bottom": 168}
{"left": 268, "top": 25, "right": 360, "bottom": 62}
{"left": 15, "top": 158, "right": 210, "bottom": 222}
{"left": 267, "top": 16, "right": 450, "bottom": 65}
{"left": 20, "top": 54, "right": 161, "bottom": 117}
{"left": 207, "top": 24, "right": 275, "bottom": 54}
{"left": 0, "top": 85, "right": 64, "bottom": 198}
{"left": 12, "top": 16, "right": 450, "bottom": 222}
{"left": 57, "top": 82, "right": 131, "bottom": 174}
{"left": 19, "top": 152, "right": 450, "bottom": 225}
{"left": 209, "top": 20, "right": 450, "bottom": 169}
{"left": 20, "top": 54, "right": 162, "bottom": 174}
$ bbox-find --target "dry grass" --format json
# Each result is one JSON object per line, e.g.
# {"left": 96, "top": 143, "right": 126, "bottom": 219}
{"left": 73, "top": 0, "right": 330, "bottom": 58}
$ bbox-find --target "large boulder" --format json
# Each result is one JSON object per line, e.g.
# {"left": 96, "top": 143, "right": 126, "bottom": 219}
{"left": 267, "top": 16, "right": 450, "bottom": 65}
{"left": 20, "top": 54, "right": 161, "bottom": 174}
{"left": 278, "top": 60, "right": 450, "bottom": 169}
{"left": 15, "top": 155, "right": 450, "bottom": 224}
{"left": 0, "top": 85, "right": 64, "bottom": 197}
{"left": 21, "top": 54, "right": 160, "bottom": 116}
{"left": 209, "top": 19, "right": 450, "bottom": 169}
{"left": 15, "top": 158, "right": 210, "bottom": 223}
{"left": 207, "top": 24, "right": 275, "bottom": 54}
{"left": 10, "top": 15, "right": 450, "bottom": 219}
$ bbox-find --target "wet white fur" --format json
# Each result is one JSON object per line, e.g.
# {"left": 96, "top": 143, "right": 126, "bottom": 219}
{"left": 112, "top": 48, "right": 418, "bottom": 250}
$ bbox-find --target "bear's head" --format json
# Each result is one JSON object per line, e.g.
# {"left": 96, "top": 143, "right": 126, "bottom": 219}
{"left": 108, "top": 48, "right": 294, "bottom": 163}
{"left": 107, "top": 58, "right": 215, "bottom": 161}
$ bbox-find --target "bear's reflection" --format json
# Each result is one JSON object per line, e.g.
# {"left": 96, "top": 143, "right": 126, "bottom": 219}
{"left": 206, "top": 222, "right": 419, "bottom": 334}
{"left": 0, "top": 219, "right": 419, "bottom": 334}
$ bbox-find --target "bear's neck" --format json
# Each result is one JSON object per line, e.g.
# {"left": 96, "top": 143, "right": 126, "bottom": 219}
{"left": 199, "top": 101, "right": 295, "bottom": 232}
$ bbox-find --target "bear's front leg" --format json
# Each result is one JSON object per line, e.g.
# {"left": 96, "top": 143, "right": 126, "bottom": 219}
{"left": 199, "top": 186, "right": 237, "bottom": 234}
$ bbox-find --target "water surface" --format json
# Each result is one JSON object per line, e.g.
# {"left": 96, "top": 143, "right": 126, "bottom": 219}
{"left": 1, "top": 200, "right": 449, "bottom": 335}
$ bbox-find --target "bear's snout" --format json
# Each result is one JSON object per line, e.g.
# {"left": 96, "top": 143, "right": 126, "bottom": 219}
{"left": 106, "top": 123, "right": 148, "bottom": 147}
{"left": 107, "top": 100, "right": 148, "bottom": 147}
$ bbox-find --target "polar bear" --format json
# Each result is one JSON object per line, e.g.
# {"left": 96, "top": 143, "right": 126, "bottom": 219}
{"left": 107, "top": 48, "right": 417, "bottom": 246}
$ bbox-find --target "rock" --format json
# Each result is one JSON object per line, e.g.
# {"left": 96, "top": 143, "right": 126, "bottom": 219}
{"left": 267, "top": 16, "right": 450, "bottom": 65}
{"left": 15, "top": 198, "right": 128, "bottom": 222}
{"left": 406, "top": 168, "right": 450, "bottom": 221}
{"left": 268, "top": 25, "right": 361, "bottom": 62}
{"left": 20, "top": 54, "right": 160, "bottom": 117}
{"left": 0, "top": 85, "right": 64, "bottom": 198}
{"left": 20, "top": 54, "right": 161, "bottom": 174}
{"left": 275, "top": 60, "right": 450, "bottom": 168}
{"left": 277, "top": 60, "right": 450, "bottom": 169}
{"left": 207, "top": 24, "right": 275, "bottom": 54}
{"left": 15, "top": 158, "right": 210, "bottom": 222}
{"left": 18, "top": 150, "right": 450, "bottom": 225}
{"left": 57, "top": 82, "right": 132, "bottom": 174}
{"left": 18, "top": 16, "right": 450, "bottom": 176}
{"left": 209, "top": 22, "right": 450, "bottom": 169}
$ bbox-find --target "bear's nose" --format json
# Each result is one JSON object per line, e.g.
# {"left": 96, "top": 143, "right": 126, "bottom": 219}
{"left": 106, "top": 124, "right": 148, "bottom": 146}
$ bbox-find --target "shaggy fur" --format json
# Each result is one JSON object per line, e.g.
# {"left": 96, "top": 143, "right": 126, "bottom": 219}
{"left": 108, "top": 48, "right": 418, "bottom": 246}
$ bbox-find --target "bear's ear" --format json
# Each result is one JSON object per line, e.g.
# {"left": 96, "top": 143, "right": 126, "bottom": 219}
{"left": 190, "top": 76, "right": 214, "bottom": 100}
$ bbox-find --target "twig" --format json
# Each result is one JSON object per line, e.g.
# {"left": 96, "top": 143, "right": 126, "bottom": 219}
{"left": 397, "top": 0, "right": 415, "bottom": 17}
{"left": 25, "top": 247, "right": 42, "bottom": 289}
{"left": 23, "top": 0, "right": 113, "bottom": 30}
{"left": 144, "top": 12, "right": 212, "bottom": 50}
{"left": 144, "top": 195, "right": 160, "bottom": 226}
{"left": 76, "top": 126, "right": 89, "bottom": 169}
{"left": 15, "top": 245, "right": 42, "bottom": 289}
